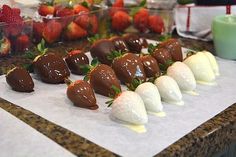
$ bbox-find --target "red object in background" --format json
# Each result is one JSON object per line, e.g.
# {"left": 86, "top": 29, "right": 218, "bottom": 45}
{"left": 42, "top": 20, "right": 63, "bottom": 43}
{"left": 112, "top": 11, "right": 131, "bottom": 32}
{"left": 15, "top": 35, "right": 30, "bottom": 52}
{"left": 148, "top": 15, "right": 164, "bottom": 33}
{"left": 134, "top": 8, "right": 149, "bottom": 32}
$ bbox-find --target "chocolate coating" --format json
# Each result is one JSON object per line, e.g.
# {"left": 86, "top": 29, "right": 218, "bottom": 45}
{"left": 65, "top": 52, "right": 89, "bottom": 75}
{"left": 67, "top": 80, "right": 98, "bottom": 110}
{"left": 33, "top": 53, "right": 70, "bottom": 84}
{"left": 123, "top": 34, "right": 142, "bottom": 53}
{"left": 139, "top": 37, "right": 148, "bottom": 48}
{"left": 152, "top": 48, "right": 172, "bottom": 65}
{"left": 90, "top": 39, "right": 116, "bottom": 65}
{"left": 140, "top": 55, "right": 160, "bottom": 78}
{"left": 110, "top": 36, "right": 129, "bottom": 52}
{"left": 112, "top": 53, "right": 146, "bottom": 84}
{"left": 160, "top": 39, "right": 183, "bottom": 61}
{"left": 90, "top": 64, "right": 121, "bottom": 97}
{"left": 6, "top": 67, "right": 34, "bottom": 92}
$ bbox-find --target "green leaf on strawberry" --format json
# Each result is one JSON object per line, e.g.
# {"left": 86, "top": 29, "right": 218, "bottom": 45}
{"left": 148, "top": 43, "right": 159, "bottom": 54}
{"left": 106, "top": 85, "right": 122, "bottom": 107}
{"left": 107, "top": 50, "right": 123, "bottom": 61}
{"left": 37, "top": 39, "right": 48, "bottom": 55}
{"left": 127, "top": 78, "right": 143, "bottom": 91}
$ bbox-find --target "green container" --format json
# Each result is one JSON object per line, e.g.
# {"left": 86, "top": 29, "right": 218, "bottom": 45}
{"left": 212, "top": 15, "right": 236, "bottom": 60}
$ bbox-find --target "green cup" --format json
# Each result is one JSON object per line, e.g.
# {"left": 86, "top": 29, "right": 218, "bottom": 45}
{"left": 212, "top": 15, "right": 236, "bottom": 60}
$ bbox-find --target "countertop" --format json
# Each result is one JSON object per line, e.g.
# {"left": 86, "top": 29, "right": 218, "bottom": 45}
{"left": 0, "top": 35, "right": 235, "bottom": 157}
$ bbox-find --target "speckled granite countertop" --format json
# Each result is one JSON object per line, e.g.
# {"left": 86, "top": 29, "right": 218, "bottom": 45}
{"left": 0, "top": 36, "right": 235, "bottom": 157}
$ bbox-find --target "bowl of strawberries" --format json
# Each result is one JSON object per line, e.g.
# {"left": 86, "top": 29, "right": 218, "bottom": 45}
{"left": 107, "top": 0, "right": 174, "bottom": 35}
{"left": 33, "top": 0, "right": 106, "bottom": 44}
{"left": 0, "top": 5, "right": 33, "bottom": 58}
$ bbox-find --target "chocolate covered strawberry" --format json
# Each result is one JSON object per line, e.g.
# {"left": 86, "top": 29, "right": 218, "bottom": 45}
{"left": 6, "top": 67, "right": 34, "bottom": 92}
{"left": 0, "top": 37, "right": 11, "bottom": 57}
{"left": 110, "top": 36, "right": 129, "bottom": 52}
{"left": 140, "top": 55, "right": 160, "bottom": 78}
{"left": 83, "top": 59, "right": 121, "bottom": 97}
{"left": 106, "top": 90, "right": 148, "bottom": 125}
{"left": 64, "top": 21, "right": 87, "bottom": 40}
{"left": 111, "top": 52, "right": 146, "bottom": 84}
{"left": 148, "top": 43, "right": 173, "bottom": 70}
{"left": 90, "top": 39, "right": 116, "bottom": 65}
{"left": 159, "top": 38, "right": 183, "bottom": 61}
{"left": 38, "top": 2, "right": 55, "bottom": 16}
{"left": 42, "top": 20, "right": 62, "bottom": 43}
{"left": 127, "top": 79, "right": 163, "bottom": 113}
{"left": 66, "top": 79, "right": 98, "bottom": 110}
{"left": 65, "top": 50, "right": 89, "bottom": 75}
{"left": 111, "top": 11, "right": 131, "bottom": 32}
{"left": 33, "top": 40, "right": 70, "bottom": 84}
{"left": 123, "top": 34, "right": 142, "bottom": 54}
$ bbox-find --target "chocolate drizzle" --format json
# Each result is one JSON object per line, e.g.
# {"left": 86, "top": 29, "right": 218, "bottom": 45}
{"left": 89, "top": 64, "right": 121, "bottom": 97}
{"left": 112, "top": 53, "right": 146, "bottom": 84}
{"left": 65, "top": 52, "right": 89, "bottom": 75}
{"left": 6, "top": 67, "right": 34, "bottom": 92}
{"left": 67, "top": 80, "right": 98, "bottom": 110}
{"left": 33, "top": 53, "right": 70, "bottom": 84}
{"left": 110, "top": 36, "right": 129, "bottom": 52}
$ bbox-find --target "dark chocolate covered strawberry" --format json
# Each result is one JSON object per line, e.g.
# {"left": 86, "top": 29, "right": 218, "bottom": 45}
{"left": 140, "top": 55, "right": 160, "bottom": 78}
{"left": 83, "top": 59, "right": 121, "bottom": 97}
{"left": 110, "top": 36, "right": 129, "bottom": 52}
{"left": 65, "top": 50, "right": 89, "bottom": 75}
{"left": 90, "top": 39, "right": 116, "bottom": 65}
{"left": 6, "top": 67, "right": 34, "bottom": 92}
{"left": 66, "top": 79, "right": 98, "bottom": 110}
{"left": 111, "top": 52, "right": 146, "bottom": 84}
{"left": 33, "top": 40, "right": 70, "bottom": 84}
{"left": 123, "top": 34, "right": 142, "bottom": 54}
{"left": 139, "top": 37, "right": 148, "bottom": 48}
{"left": 159, "top": 39, "right": 183, "bottom": 61}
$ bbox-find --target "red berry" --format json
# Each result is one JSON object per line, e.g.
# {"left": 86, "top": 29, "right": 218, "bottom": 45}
{"left": 64, "top": 22, "right": 88, "bottom": 40}
{"left": 15, "top": 35, "right": 30, "bottom": 52}
{"left": 42, "top": 20, "right": 62, "bottom": 43}
{"left": 112, "top": 11, "right": 131, "bottom": 32}
{"left": 148, "top": 15, "right": 164, "bottom": 33}
{"left": 33, "top": 21, "right": 46, "bottom": 43}
{"left": 73, "top": 4, "right": 89, "bottom": 14}
{"left": 74, "top": 14, "right": 98, "bottom": 34}
{"left": 134, "top": 8, "right": 149, "bottom": 33}
{"left": 38, "top": 4, "right": 55, "bottom": 16}
{"left": 113, "top": 0, "right": 124, "bottom": 8}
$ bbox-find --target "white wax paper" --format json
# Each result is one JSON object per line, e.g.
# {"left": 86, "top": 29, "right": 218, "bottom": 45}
{"left": 0, "top": 108, "right": 76, "bottom": 157}
{"left": 0, "top": 46, "right": 235, "bottom": 157}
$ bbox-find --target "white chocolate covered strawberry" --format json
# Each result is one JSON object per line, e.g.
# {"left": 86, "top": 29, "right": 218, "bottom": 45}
{"left": 167, "top": 62, "right": 196, "bottom": 93}
{"left": 202, "top": 51, "right": 220, "bottom": 76}
{"left": 183, "top": 52, "right": 216, "bottom": 85}
{"left": 154, "top": 76, "right": 183, "bottom": 105}
{"left": 109, "top": 91, "right": 148, "bottom": 125}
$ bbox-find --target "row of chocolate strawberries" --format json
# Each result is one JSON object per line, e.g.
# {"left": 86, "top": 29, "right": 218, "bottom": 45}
{"left": 5, "top": 35, "right": 219, "bottom": 126}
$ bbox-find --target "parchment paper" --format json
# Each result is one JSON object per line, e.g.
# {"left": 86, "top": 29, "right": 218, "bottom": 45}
{"left": 0, "top": 48, "right": 235, "bottom": 157}
{"left": 0, "top": 108, "right": 76, "bottom": 157}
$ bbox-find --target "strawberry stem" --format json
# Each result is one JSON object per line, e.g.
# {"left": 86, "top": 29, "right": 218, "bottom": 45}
{"left": 126, "top": 78, "right": 143, "bottom": 91}
{"left": 37, "top": 39, "right": 48, "bottom": 55}
{"left": 64, "top": 78, "right": 73, "bottom": 86}
{"left": 107, "top": 50, "right": 123, "bottom": 61}
{"left": 147, "top": 43, "right": 159, "bottom": 54}
{"left": 186, "top": 51, "right": 196, "bottom": 57}
{"left": 106, "top": 85, "right": 122, "bottom": 107}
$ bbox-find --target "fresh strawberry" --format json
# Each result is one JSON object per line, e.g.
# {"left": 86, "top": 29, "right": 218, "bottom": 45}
{"left": 42, "top": 20, "right": 62, "bottom": 43}
{"left": 64, "top": 21, "right": 87, "bottom": 40}
{"left": 167, "top": 61, "right": 196, "bottom": 93}
{"left": 154, "top": 75, "right": 183, "bottom": 105}
{"left": 56, "top": 5, "right": 75, "bottom": 17}
{"left": 33, "top": 21, "right": 46, "bottom": 43}
{"left": 73, "top": 4, "right": 89, "bottom": 14}
{"left": 113, "top": 0, "right": 124, "bottom": 8}
{"left": 65, "top": 50, "right": 89, "bottom": 75}
{"left": 112, "top": 11, "right": 131, "bottom": 32}
{"left": 109, "top": 0, "right": 125, "bottom": 17}
{"left": 148, "top": 15, "right": 164, "bottom": 34}
{"left": 133, "top": 8, "right": 149, "bottom": 33}
{"left": 111, "top": 52, "right": 146, "bottom": 84}
{"left": 84, "top": 60, "right": 121, "bottom": 97}
{"left": 66, "top": 79, "right": 98, "bottom": 110}
{"left": 6, "top": 67, "right": 34, "bottom": 92}
{"left": 15, "top": 34, "right": 30, "bottom": 52}
{"left": 38, "top": 3, "right": 55, "bottom": 16}
{"left": 108, "top": 90, "right": 148, "bottom": 125}
{"left": 0, "top": 5, "right": 23, "bottom": 36}
{"left": 0, "top": 37, "right": 11, "bottom": 57}
{"left": 74, "top": 14, "right": 98, "bottom": 34}
{"left": 128, "top": 80, "right": 163, "bottom": 113}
